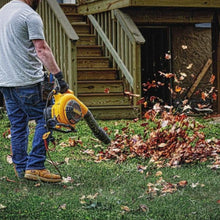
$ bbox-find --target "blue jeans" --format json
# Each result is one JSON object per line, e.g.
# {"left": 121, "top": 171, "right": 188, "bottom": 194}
{"left": 0, "top": 84, "right": 47, "bottom": 175}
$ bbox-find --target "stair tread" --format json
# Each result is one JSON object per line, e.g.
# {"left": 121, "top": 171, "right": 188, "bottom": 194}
{"left": 77, "top": 56, "right": 109, "bottom": 59}
{"left": 60, "top": 3, "right": 77, "bottom": 6}
{"left": 78, "top": 67, "right": 116, "bottom": 70}
{"left": 79, "top": 93, "right": 125, "bottom": 96}
{"left": 77, "top": 45, "right": 102, "bottom": 48}
{"left": 78, "top": 80, "right": 122, "bottom": 84}
{"left": 89, "top": 106, "right": 135, "bottom": 109}
{"left": 65, "top": 12, "right": 82, "bottom": 15}
{"left": 71, "top": 21, "right": 87, "bottom": 26}
{"left": 78, "top": 34, "right": 96, "bottom": 36}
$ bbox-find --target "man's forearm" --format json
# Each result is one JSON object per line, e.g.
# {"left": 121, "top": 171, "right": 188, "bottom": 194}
{"left": 37, "top": 45, "right": 60, "bottom": 74}
{"left": 42, "top": 54, "right": 60, "bottom": 74}
{"left": 33, "top": 39, "right": 60, "bottom": 74}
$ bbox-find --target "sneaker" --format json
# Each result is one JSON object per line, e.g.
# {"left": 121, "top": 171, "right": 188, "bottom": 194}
{"left": 24, "top": 169, "right": 62, "bottom": 183}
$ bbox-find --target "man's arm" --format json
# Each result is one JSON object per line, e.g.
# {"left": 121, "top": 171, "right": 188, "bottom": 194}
{"left": 33, "top": 39, "right": 69, "bottom": 93}
{"left": 32, "top": 39, "right": 60, "bottom": 75}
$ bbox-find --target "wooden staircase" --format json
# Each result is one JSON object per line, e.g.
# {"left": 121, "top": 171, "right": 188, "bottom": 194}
{"left": 60, "top": 3, "right": 139, "bottom": 119}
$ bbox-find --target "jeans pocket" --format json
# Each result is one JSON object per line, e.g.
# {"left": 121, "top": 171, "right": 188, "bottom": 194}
{"left": 17, "top": 85, "right": 41, "bottom": 106}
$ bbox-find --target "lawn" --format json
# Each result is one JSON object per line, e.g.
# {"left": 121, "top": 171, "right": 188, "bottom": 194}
{"left": 0, "top": 111, "right": 220, "bottom": 220}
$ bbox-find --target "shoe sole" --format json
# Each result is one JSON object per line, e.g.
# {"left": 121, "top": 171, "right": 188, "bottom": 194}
{"left": 24, "top": 173, "right": 62, "bottom": 183}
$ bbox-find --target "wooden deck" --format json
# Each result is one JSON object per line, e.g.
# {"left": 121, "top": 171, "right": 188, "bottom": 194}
{"left": 78, "top": 0, "right": 220, "bottom": 15}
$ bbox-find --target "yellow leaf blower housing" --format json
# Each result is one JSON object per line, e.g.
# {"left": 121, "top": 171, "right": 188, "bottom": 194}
{"left": 44, "top": 89, "right": 111, "bottom": 144}
{"left": 52, "top": 90, "right": 88, "bottom": 126}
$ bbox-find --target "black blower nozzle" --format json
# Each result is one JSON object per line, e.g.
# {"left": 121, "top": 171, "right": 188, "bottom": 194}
{"left": 84, "top": 110, "right": 111, "bottom": 144}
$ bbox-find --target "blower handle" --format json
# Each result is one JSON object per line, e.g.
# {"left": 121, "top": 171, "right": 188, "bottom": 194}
{"left": 84, "top": 110, "right": 111, "bottom": 144}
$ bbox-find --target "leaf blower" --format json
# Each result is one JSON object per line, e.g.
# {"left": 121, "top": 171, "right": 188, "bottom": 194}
{"left": 43, "top": 88, "right": 111, "bottom": 145}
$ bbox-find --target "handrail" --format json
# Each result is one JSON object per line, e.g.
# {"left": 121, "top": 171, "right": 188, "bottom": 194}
{"left": 91, "top": 9, "right": 145, "bottom": 100}
{"left": 88, "top": 14, "right": 134, "bottom": 88}
{"left": 38, "top": 0, "right": 78, "bottom": 93}
{"left": 113, "top": 9, "right": 145, "bottom": 44}
{"left": 0, "top": 0, "right": 10, "bottom": 8}
{"left": 46, "top": 0, "right": 79, "bottom": 41}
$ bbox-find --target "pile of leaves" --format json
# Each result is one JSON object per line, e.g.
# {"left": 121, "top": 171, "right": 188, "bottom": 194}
{"left": 96, "top": 105, "right": 220, "bottom": 168}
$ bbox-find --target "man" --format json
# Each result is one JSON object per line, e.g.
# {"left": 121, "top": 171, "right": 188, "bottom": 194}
{"left": 0, "top": 0, "right": 68, "bottom": 182}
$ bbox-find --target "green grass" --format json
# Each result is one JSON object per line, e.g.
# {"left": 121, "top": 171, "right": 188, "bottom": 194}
{"left": 0, "top": 113, "right": 220, "bottom": 220}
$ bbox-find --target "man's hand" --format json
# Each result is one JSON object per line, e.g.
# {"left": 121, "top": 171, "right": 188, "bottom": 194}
{"left": 54, "top": 71, "right": 69, "bottom": 93}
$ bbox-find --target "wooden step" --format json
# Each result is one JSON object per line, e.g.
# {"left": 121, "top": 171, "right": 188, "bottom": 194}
{"left": 72, "top": 22, "right": 90, "bottom": 34}
{"left": 77, "top": 34, "right": 96, "bottom": 46}
{"left": 66, "top": 14, "right": 86, "bottom": 23}
{"left": 77, "top": 57, "right": 110, "bottom": 68}
{"left": 60, "top": 4, "right": 77, "bottom": 14}
{"left": 89, "top": 106, "right": 140, "bottom": 120}
{"left": 77, "top": 45, "right": 103, "bottom": 57}
{"left": 78, "top": 80, "right": 123, "bottom": 93}
{"left": 77, "top": 68, "right": 118, "bottom": 80}
{"left": 78, "top": 93, "right": 130, "bottom": 107}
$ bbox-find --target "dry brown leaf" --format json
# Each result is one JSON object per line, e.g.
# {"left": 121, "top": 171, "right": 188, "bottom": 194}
{"left": 124, "top": 90, "right": 140, "bottom": 97}
{"left": 3, "top": 129, "right": 11, "bottom": 139}
{"left": 104, "top": 88, "right": 110, "bottom": 94}
{"left": 201, "top": 92, "right": 208, "bottom": 101}
{"left": 87, "top": 193, "right": 99, "bottom": 200}
{"left": 59, "top": 142, "right": 68, "bottom": 147}
{"left": 6, "top": 155, "right": 13, "bottom": 164}
{"left": 121, "top": 205, "right": 130, "bottom": 212}
{"left": 182, "top": 99, "right": 188, "bottom": 105}
{"left": 191, "top": 182, "right": 199, "bottom": 188}
{"left": 83, "top": 149, "right": 94, "bottom": 156}
{"left": 137, "top": 165, "right": 147, "bottom": 173}
{"left": 175, "top": 85, "right": 182, "bottom": 93}
{"left": 139, "top": 204, "right": 148, "bottom": 212}
{"left": 158, "top": 143, "right": 167, "bottom": 148}
{"left": 212, "top": 92, "right": 217, "bottom": 101}
{"left": 0, "top": 204, "right": 6, "bottom": 210}
{"left": 64, "top": 157, "right": 70, "bottom": 165}
{"left": 178, "top": 180, "right": 188, "bottom": 187}
{"left": 165, "top": 53, "right": 171, "bottom": 60}
{"left": 62, "top": 176, "right": 74, "bottom": 183}
{"left": 59, "top": 204, "right": 66, "bottom": 210}
{"left": 186, "top": 63, "right": 193, "bottom": 69}
{"left": 209, "top": 74, "right": 215, "bottom": 84}
{"left": 182, "top": 45, "right": 188, "bottom": 49}
{"left": 159, "top": 71, "right": 175, "bottom": 78}
{"left": 155, "top": 171, "right": 163, "bottom": 177}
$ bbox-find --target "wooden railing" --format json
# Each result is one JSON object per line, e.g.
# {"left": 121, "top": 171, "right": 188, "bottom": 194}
{"left": 38, "top": 0, "right": 79, "bottom": 93}
{"left": 0, "top": 0, "right": 10, "bottom": 7}
{"left": 0, "top": 0, "right": 79, "bottom": 93}
{"left": 78, "top": 0, "right": 101, "bottom": 4}
{"left": 90, "top": 9, "right": 145, "bottom": 103}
